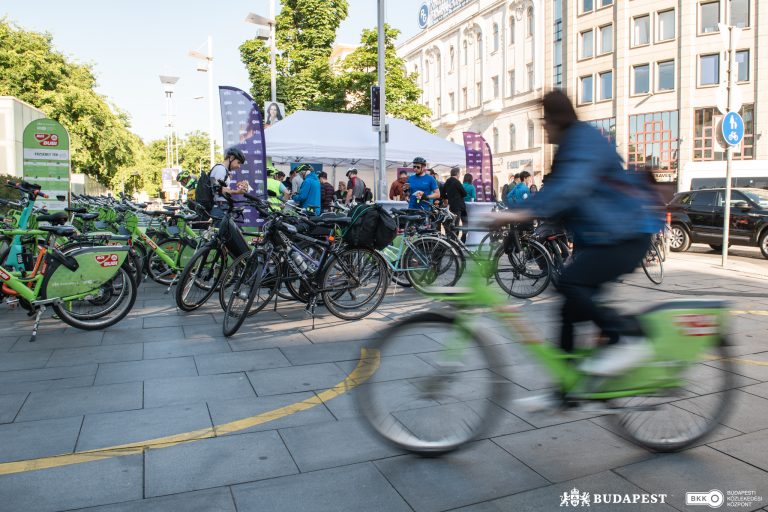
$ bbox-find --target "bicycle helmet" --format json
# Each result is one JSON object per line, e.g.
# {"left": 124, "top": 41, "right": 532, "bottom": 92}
{"left": 294, "top": 163, "right": 313, "bottom": 174}
{"left": 266, "top": 164, "right": 279, "bottom": 176}
{"left": 224, "top": 147, "right": 246, "bottom": 164}
{"left": 412, "top": 157, "right": 427, "bottom": 166}
{"left": 346, "top": 167, "right": 358, "bottom": 177}
{"left": 175, "top": 169, "right": 197, "bottom": 189}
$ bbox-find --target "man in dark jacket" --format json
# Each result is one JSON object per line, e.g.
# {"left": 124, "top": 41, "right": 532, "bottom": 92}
{"left": 443, "top": 166, "right": 468, "bottom": 242}
{"left": 318, "top": 172, "right": 335, "bottom": 212}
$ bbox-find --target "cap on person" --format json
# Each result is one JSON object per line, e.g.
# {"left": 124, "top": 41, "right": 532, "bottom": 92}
{"left": 346, "top": 168, "right": 358, "bottom": 177}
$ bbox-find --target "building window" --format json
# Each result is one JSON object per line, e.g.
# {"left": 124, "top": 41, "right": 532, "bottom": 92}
{"left": 600, "top": 0, "right": 613, "bottom": 6}
{"left": 580, "top": 75, "right": 594, "bottom": 104}
{"left": 580, "top": 29, "right": 594, "bottom": 59}
{"left": 476, "top": 82, "right": 482, "bottom": 106}
{"left": 633, "top": 64, "right": 650, "bottom": 94}
{"left": 449, "top": 92, "right": 455, "bottom": 111}
{"left": 599, "top": 25, "right": 613, "bottom": 54}
{"left": 509, "top": 124, "right": 516, "bottom": 151}
{"left": 509, "top": 18, "right": 515, "bottom": 45}
{"left": 492, "top": 76, "right": 499, "bottom": 98}
{"left": 527, "top": 7, "right": 534, "bottom": 37}
{"left": 493, "top": 127, "right": 499, "bottom": 152}
{"left": 424, "top": 60, "right": 429, "bottom": 81}
{"left": 628, "top": 110, "right": 680, "bottom": 173}
{"left": 414, "top": 64, "right": 419, "bottom": 78}
{"left": 736, "top": 49, "right": 749, "bottom": 82}
{"left": 436, "top": 98, "right": 441, "bottom": 117}
{"left": 700, "top": 1, "right": 720, "bottom": 33}
{"left": 463, "top": 40, "right": 468, "bottom": 65}
{"left": 633, "top": 15, "right": 650, "bottom": 46}
{"left": 694, "top": 105, "right": 754, "bottom": 160}
{"left": 582, "top": 0, "right": 593, "bottom": 14}
{"left": 509, "top": 70, "right": 516, "bottom": 96}
{"left": 587, "top": 117, "right": 616, "bottom": 145}
{"left": 599, "top": 71, "right": 613, "bottom": 100}
{"left": 527, "top": 63, "right": 534, "bottom": 91}
{"left": 462, "top": 87, "right": 468, "bottom": 110}
{"left": 730, "top": 0, "right": 749, "bottom": 28}
{"left": 449, "top": 46, "right": 455, "bottom": 72}
{"left": 657, "top": 60, "right": 674, "bottom": 91}
{"left": 658, "top": 10, "right": 675, "bottom": 41}
{"left": 527, "top": 120, "right": 535, "bottom": 148}
{"left": 699, "top": 54, "right": 719, "bottom": 85}
{"left": 493, "top": 23, "right": 499, "bottom": 52}
{"left": 476, "top": 32, "right": 483, "bottom": 60}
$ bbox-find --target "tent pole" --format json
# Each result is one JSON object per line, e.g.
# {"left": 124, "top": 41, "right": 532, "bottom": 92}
{"left": 377, "top": 0, "right": 387, "bottom": 201}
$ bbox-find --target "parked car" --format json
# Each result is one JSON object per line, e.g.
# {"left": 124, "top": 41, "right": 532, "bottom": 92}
{"left": 667, "top": 188, "right": 768, "bottom": 258}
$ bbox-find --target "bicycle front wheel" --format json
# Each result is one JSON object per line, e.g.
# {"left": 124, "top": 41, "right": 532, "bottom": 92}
{"left": 404, "top": 237, "right": 462, "bottom": 293}
{"left": 321, "top": 248, "right": 388, "bottom": 321}
{"left": 494, "top": 240, "right": 551, "bottom": 298}
{"left": 175, "top": 245, "right": 226, "bottom": 311}
{"left": 358, "top": 311, "right": 508, "bottom": 454}
{"left": 641, "top": 243, "right": 664, "bottom": 285}
{"left": 222, "top": 252, "right": 277, "bottom": 336}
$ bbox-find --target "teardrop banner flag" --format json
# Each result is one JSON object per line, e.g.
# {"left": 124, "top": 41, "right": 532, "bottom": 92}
{"left": 219, "top": 86, "right": 268, "bottom": 227}
{"left": 463, "top": 132, "right": 494, "bottom": 202}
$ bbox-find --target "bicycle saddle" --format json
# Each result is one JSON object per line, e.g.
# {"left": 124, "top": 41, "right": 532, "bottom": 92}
{"left": 37, "top": 212, "right": 69, "bottom": 225}
{"left": 65, "top": 207, "right": 88, "bottom": 214}
{"left": 75, "top": 213, "right": 99, "bottom": 221}
{"left": 140, "top": 210, "right": 166, "bottom": 217}
{"left": 312, "top": 216, "right": 352, "bottom": 226}
{"left": 39, "top": 225, "right": 77, "bottom": 237}
{"left": 173, "top": 214, "right": 198, "bottom": 221}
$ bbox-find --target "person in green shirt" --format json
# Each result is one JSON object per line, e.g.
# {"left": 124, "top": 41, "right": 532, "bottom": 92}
{"left": 462, "top": 173, "right": 477, "bottom": 202}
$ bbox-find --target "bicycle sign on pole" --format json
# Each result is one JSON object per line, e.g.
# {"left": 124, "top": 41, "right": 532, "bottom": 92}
{"left": 721, "top": 112, "right": 744, "bottom": 147}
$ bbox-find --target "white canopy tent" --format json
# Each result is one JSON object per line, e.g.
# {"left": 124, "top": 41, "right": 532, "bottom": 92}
{"left": 264, "top": 110, "right": 466, "bottom": 197}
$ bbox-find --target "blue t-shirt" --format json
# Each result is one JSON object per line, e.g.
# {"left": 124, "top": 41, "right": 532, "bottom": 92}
{"left": 463, "top": 183, "right": 477, "bottom": 202}
{"left": 408, "top": 174, "right": 439, "bottom": 210}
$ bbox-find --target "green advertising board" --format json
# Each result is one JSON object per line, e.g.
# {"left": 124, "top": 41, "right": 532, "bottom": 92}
{"left": 23, "top": 118, "right": 71, "bottom": 211}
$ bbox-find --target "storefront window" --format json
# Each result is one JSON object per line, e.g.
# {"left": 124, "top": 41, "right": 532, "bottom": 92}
{"left": 693, "top": 105, "right": 754, "bottom": 161}
{"left": 628, "top": 111, "right": 679, "bottom": 174}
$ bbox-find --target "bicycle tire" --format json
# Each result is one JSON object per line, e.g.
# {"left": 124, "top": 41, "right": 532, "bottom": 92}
{"left": 175, "top": 244, "right": 226, "bottom": 311}
{"left": 222, "top": 252, "right": 277, "bottom": 336}
{"left": 53, "top": 267, "right": 137, "bottom": 330}
{"left": 147, "top": 237, "right": 193, "bottom": 285}
{"left": 641, "top": 243, "right": 664, "bottom": 285}
{"left": 321, "top": 248, "right": 388, "bottom": 321}
{"left": 611, "top": 339, "right": 734, "bottom": 452}
{"left": 403, "top": 237, "right": 462, "bottom": 293}
{"left": 493, "top": 240, "right": 551, "bottom": 299}
{"left": 357, "top": 311, "right": 508, "bottom": 454}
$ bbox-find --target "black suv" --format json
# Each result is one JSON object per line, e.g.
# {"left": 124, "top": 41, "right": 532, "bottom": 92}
{"left": 668, "top": 188, "right": 768, "bottom": 259}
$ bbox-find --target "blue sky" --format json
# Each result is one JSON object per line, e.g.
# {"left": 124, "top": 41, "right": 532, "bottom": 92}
{"left": 1, "top": 0, "right": 421, "bottom": 146}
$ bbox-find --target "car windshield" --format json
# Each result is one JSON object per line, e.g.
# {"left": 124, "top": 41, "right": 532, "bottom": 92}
{"left": 742, "top": 189, "right": 768, "bottom": 207}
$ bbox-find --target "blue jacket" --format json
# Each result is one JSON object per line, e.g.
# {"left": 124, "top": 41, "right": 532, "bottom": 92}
{"left": 521, "top": 121, "right": 662, "bottom": 246}
{"left": 294, "top": 172, "right": 321, "bottom": 215}
{"left": 507, "top": 182, "right": 530, "bottom": 205}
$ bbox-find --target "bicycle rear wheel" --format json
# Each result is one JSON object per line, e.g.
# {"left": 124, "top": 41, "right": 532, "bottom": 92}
{"left": 321, "top": 248, "right": 388, "bottom": 321}
{"left": 404, "top": 237, "right": 461, "bottom": 293}
{"left": 358, "top": 311, "right": 508, "bottom": 454}
{"left": 611, "top": 340, "right": 734, "bottom": 452}
{"left": 175, "top": 245, "right": 226, "bottom": 311}
{"left": 641, "top": 243, "right": 664, "bottom": 285}
{"left": 53, "top": 267, "right": 137, "bottom": 330}
{"left": 494, "top": 241, "right": 551, "bottom": 298}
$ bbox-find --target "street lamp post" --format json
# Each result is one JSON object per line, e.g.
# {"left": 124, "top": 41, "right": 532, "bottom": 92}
{"left": 159, "top": 75, "right": 180, "bottom": 169}
{"left": 245, "top": 9, "right": 277, "bottom": 103}
{"left": 189, "top": 37, "right": 216, "bottom": 168}
{"left": 376, "top": 0, "right": 387, "bottom": 201}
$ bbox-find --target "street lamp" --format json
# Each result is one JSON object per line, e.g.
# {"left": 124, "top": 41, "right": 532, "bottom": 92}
{"left": 159, "top": 75, "right": 180, "bottom": 169}
{"left": 189, "top": 37, "right": 216, "bottom": 168}
{"left": 245, "top": 5, "right": 277, "bottom": 103}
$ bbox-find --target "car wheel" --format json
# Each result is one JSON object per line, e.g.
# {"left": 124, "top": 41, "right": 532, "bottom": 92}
{"left": 759, "top": 230, "right": 768, "bottom": 259}
{"left": 669, "top": 224, "right": 691, "bottom": 252}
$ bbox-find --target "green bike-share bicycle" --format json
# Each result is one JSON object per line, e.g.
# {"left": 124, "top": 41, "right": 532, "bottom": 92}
{"left": 357, "top": 259, "right": 734, "bottom": 454}
{"left": 0, "top": 225, "right": 137, "bottom": 341}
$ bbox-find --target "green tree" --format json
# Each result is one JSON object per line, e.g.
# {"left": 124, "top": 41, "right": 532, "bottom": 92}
{"left": 179, "top": 131, "right": 221, "bottom": 175}
{"left": 339, "top": 25, "right": 433, "bottom": 132}
{"left": 0, "top": 19, "right": 139, "bottom": 185}
{"left": 240, "top": 0, "right": 348, "bottom": 111}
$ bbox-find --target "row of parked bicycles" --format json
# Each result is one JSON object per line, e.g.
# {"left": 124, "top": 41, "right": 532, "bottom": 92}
{"left": 0, "top": 178, "right": 666, "bottom": 342}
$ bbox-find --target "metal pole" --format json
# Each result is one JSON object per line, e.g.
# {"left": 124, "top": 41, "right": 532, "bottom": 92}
{"left": 270, "top": 0, "right": 277, "bottom": 103}
{"left": 208, "top": 36, "right": 215, "bottom": 167}
{"left": 722, "top": 26, "right": 733, "bottom": 268}
{"left": 377, "top": 0, "right": 387, "bottom": 201}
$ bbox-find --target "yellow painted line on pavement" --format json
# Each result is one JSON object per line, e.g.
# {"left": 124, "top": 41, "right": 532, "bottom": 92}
{"left": 0, "top": 348, "right": 380, "bottom": 476}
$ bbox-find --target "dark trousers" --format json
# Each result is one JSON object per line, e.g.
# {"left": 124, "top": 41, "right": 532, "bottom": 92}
{"left": 450, "top": 206, "right": 468, "bottom": 243}
{"left": 555, "top": 236, "right": 649, "bottom": 352}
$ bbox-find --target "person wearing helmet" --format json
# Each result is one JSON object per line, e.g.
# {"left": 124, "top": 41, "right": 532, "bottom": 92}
{"left": 407, "top": 157, "right": 440, "bottom": 210}
{"left": 292, "top": 164, "right": 321, "bottom": 215}
{"left": 176, "top": 169, "right": 197, "bottom": 190}
{"left": 209, "top": 147, "right": 249, "bottom": 220}
{"left": 266, "top": 164, "right": 289, "bottom": 209}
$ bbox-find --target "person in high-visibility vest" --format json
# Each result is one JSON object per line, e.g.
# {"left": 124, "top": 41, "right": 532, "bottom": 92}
{"left": 267, "top": 165, "right": 289, "bottom": 209}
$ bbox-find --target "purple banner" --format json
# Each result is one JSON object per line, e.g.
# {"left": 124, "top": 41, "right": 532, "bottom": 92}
{"left": 219, "top": 86, "right": 267, "bottom": 227}
{"left": 463, "top": 132, "right": 493, "bottom": 202}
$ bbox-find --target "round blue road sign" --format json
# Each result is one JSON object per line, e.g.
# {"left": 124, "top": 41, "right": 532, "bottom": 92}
{"left": 722, "top": 111, "right": 745, "bottom": 146}
{"left": 418, "top": 3, "right": 429, "bottom": 29}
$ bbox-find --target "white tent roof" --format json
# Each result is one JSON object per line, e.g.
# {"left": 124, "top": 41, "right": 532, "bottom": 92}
{"left": 264, "top": 110, "right": 466, "bottom": 169}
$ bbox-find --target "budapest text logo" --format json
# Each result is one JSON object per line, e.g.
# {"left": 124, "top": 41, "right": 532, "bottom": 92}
{"left": 559, "top": 488, "right": 668, "bottom": 507}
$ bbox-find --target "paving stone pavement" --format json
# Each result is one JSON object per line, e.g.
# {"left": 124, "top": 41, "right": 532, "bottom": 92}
{"left": 0, "top": 250, "right": 767, "bottom": 511}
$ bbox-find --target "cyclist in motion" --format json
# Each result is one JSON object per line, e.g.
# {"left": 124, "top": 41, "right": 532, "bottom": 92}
{"left": 489, "top": 90, "right": 662, "bottom": 391}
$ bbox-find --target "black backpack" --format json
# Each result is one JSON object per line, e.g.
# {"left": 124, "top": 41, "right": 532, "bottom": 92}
{"left": 195, "top": 169, "right": 215, "bottom": 212}
{"left": 344, "top": 204, "right": 396, "bottom": 250}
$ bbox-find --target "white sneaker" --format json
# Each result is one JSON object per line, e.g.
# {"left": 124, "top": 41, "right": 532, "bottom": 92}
{"left": 516, "top": 393, "right": 560, "bottom": 414}
{"left": 579, "top": 337, "right": 653, "bottom": 377}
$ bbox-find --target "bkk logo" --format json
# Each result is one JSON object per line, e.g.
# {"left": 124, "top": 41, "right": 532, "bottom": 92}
{"left": 34, "top": 133, "right": 59, "bottom": 147}
{"left": 0, "top": 269, "right": 10, "bottom": 281}
{"left": 95, "top": 254, "right": 119, "bottom": 268}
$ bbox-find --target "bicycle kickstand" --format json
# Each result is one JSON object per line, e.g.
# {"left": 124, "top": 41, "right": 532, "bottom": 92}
{"left": 165, "top": 275, "right": 179, "bottom": 294}
{"left": 304, "top": 295, "right": 317, "bottom": 330}
{"left": 29, "top": 305, "right": 46, "bottom": 342}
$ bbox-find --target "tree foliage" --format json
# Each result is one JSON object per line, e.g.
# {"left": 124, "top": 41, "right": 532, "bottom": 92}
{"left": 0, "top": 19, "right": 140, "bottom": 186}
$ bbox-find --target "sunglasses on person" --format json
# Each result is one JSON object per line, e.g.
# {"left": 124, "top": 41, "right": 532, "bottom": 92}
{"left": 413, "top": 165, "right": 423, "bottom": 170}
